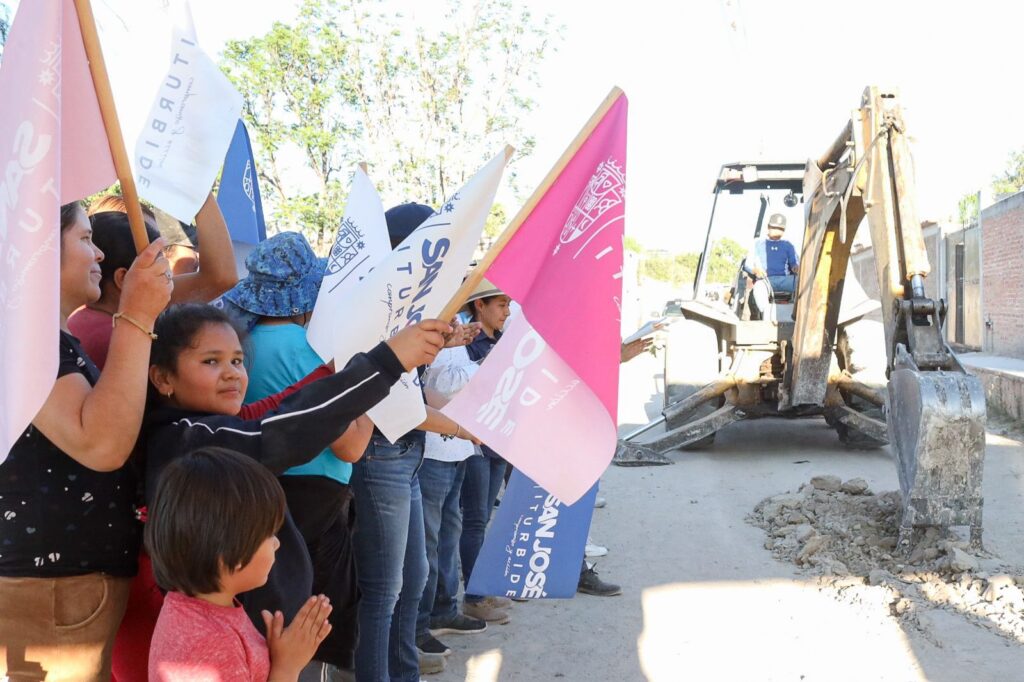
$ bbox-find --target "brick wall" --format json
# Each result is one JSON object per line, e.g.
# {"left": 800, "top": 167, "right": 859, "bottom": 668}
{"left": 980, "top": 192, "right": 1024, "bottom": 357}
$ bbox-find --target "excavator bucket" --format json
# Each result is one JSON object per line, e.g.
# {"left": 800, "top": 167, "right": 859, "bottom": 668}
{"left": 888, "top": 364, "right": 987, "bottom": 547}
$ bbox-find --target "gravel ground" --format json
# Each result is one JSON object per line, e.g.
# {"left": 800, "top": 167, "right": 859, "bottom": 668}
{"left": 430, "top": 352, "right": 1024, "bottom": 681}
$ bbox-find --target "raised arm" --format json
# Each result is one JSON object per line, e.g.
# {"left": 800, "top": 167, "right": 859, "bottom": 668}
{"left": 170, "top": 194, "right": 238, "bottom": 303}
{"left": 34, "top": 240, "right": 173, "bottom": 471}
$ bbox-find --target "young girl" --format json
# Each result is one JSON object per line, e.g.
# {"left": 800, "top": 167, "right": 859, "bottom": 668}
{"left": 0, "top": 203, "right": 172, "bottom": 681}
{"left": 146, "top": 446, "right": 332, "bottom": 681}
{"left": 144, "top": 303, "right": 448, "bottom": 632}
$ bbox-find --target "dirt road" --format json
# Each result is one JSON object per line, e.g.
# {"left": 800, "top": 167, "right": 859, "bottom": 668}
{"left": 432, "top": 353, "right": 1024, "bottom": 681}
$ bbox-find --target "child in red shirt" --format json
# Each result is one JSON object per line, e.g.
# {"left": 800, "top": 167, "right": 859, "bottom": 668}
{"left": 146, "top": 447, "right": 332, "bottom": 681}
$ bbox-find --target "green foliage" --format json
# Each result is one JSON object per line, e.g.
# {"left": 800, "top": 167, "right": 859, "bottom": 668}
{"left": 639, "top": 237, "right": 746, "bottom": 289}
{"left": 0, "top": 2, "right": 10, "bottom": 59}
{"left": 992, "top": 149, "right": 1024, "bottom": 200}
{"left": 705, "top": 237, "right": 747, "bottom": 284}
{"left": 483, "top": 203, "right": 507, "bottom": 240}
{"left": 623, "top": 235, "right": 643, "bottom": 253}
{"left": 957, "top": 192, "right": 979, "bottom": 227}
{"left": 220, "top": 0, "right": 557, "bottom": 251}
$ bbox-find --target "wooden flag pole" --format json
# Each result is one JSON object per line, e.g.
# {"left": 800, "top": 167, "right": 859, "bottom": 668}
{"left": 72, "top": 0, "right": 151, "bottom": 254}
{"left": 358, "top": 162, "right": 369, "bottom": 174}
{"left": 438, "top": 86, "right": 625, "bottom": 322}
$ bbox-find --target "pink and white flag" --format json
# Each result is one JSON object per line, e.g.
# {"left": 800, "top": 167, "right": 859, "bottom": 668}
{"left": 443, "top": 90, "right": 628, "bottom": 503}
{"left": 0, "top": 0, "right": 117, "bottom": 463}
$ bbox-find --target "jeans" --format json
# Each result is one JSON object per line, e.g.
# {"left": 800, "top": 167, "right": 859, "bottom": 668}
{"left": 351, "top": 436, "right": 427, "bottom": 682}
{"left": 460, "top": 454, "right": 506, "bottom": 603}
{"left": 416, "top": 458, "right": 467, "bottom": 638}
{"left": 751, "top": 274, "right": 796, "bottom": 315}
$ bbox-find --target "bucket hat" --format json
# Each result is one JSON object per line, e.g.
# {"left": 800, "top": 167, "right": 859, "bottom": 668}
{"left": 222, "top": 231, "right": 327, "bottom": 317}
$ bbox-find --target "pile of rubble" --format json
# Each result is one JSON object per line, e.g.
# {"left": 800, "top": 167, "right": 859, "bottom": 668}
{"left": 749, "top": 476, "right": 1024, "bottom": 644}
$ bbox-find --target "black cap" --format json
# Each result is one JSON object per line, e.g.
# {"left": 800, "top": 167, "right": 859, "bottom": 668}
{"left": 384, "top": 203, "right": 435, "bottom": 249}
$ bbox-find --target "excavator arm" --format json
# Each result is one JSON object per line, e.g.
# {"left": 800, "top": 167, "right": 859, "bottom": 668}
{"left": 788, "top": 87, "right": 986, "bottom": 545}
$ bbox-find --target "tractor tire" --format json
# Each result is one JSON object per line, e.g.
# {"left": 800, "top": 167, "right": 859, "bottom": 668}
{"left": 833, "top": 320, "right": 888, "bottom": 449}
{"left": 663, "top": 319, "right": 720, "bottom": 449}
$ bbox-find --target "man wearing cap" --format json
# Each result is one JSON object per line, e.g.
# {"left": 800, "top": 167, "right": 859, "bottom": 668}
{"left": 743, "top": 213, "right": 800, "bottom": 319}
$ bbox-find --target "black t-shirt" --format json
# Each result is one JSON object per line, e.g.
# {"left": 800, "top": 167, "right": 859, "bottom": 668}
{"left": 0, "top": 332, "right": 140, "bottom": 577}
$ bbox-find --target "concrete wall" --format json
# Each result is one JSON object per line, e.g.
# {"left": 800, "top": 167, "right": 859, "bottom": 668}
{"left": 980, "top": 191, "right": 1024, "bottom": 357}
{"left": 848, "top": 223, "right": 944, "bottom": 304}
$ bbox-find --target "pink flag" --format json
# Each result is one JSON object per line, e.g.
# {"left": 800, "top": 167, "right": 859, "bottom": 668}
{"left": 0, "top": 0, "right": 115, "bottom": 463}
{"left": 443, "top": 90, "right": 627, "bottom": 503}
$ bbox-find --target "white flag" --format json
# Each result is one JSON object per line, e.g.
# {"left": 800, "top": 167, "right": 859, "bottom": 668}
{"left": 92, "top": 0, "right": 242, "bottom": 221}
{"left": 307, "top": 168, "right": 392, "bottom": 361}
{"left": 331, "top": 149, "right": 511, "bottom": 442}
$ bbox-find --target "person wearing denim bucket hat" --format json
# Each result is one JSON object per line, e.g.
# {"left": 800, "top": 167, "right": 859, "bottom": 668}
{"left": 223, "top": 231, "right": 328, "bottom": 319}
{"left": 224, "top": 230, "right": 373, "bottom": 678}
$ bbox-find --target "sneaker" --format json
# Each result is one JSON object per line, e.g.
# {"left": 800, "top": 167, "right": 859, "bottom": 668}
{"left": 594, "top": 495, "right": 607, "bottom": 509}
{"left": 585, "top": 537, "right": 608, "bottom": 558}
{"left": 418, "top": 651, "right": 446, "bottom": 675}
{"left": 578, "top": 565, "right": 622, "bottom": 596}
{"left": 479, "top": 595, "right": 513, "bottom": 610}
{"left": 417, "top": 634, "right": 452, "bottom": 657}
{"left": 462, "top": 599, "right": 511, "bottom": 624}
{"left": 430, "top": 612, "right": 488, "bottom": 636}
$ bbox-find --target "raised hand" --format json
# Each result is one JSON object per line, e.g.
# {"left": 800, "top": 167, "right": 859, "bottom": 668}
{"left": 386, "top": 320, "right": 452, "bottom": 370}
{"left": 118, "top": 237, "right": 173, "bottom": 326}
{"left": 264, "top": 595, "right": 333, "bottom": 682}
{"left": 444, "top": 320, "right": 483, "bottom": 348}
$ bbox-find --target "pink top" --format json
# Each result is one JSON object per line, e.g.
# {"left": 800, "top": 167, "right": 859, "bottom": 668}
{"left": 149, "top": 591, "right": 271, "bottom": 682}
{"left": 67, "top": 306, "right": 114, "bottom": 371}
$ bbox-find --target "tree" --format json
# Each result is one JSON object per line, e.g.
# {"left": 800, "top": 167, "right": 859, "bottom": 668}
{"left": 992, "top": 149, "right": 1024, "bottom": 200}
{"left": 957, "top": 192, "right": 979, "bottom": 227}
{"left": 0, "top": 2, "right": 11, "bottom": 61}
{"left": 638, "top": 237, "right": 745, "bottom": 290}
{"left": 623, "top": 235, "right": 643, "bottom": 253}
{"left": 221, "top": 0, "right": 557, "bottom": 251}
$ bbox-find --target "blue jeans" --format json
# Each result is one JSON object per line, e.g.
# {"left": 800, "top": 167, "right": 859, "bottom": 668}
{"left": 351, "top": 437, "right": 427, "bottom": 682}
{"left": 459, "top": 454, "right": 506, "bottom": 603}
{"left": 416, "top": 458, "right": 466, "bottom": 638}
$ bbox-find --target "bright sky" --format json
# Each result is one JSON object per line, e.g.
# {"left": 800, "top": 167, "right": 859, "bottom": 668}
{"left": 8, "top": 0, "right": 1024, "bottom": 253}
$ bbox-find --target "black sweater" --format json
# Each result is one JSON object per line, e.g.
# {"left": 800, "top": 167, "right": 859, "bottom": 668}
{"left": 144, "top": 342, "right": 405, "bottom": 629}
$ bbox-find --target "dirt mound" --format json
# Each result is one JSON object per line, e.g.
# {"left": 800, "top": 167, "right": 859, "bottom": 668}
{"left": 749, "top": 476, "right": 1024, "bottom": 644}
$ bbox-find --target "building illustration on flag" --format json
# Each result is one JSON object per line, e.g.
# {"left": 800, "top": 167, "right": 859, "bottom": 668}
{"left": 443, "top": 89, "right": 628, "bottom": 504}
{"left": 306, "top": 167, "right": 392, "bottom": 363}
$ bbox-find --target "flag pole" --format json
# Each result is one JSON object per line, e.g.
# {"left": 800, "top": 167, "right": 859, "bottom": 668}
{"left": 72, "top": 0, "right": 151, "bottom": 255}
{"left": 438, "top": 86, "right": 625, "bottom": 321}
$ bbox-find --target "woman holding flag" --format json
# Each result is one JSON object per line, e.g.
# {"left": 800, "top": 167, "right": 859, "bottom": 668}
{"left": 0, "top": 203, "right": 173, "bottom": 681}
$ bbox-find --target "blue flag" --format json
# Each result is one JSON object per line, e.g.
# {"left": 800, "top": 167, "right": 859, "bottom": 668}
{"left": 217, "top": 119, "right": 267, "bottom": 244}
{"left": 467, "top": 469, "right": 597, "bottom": 599}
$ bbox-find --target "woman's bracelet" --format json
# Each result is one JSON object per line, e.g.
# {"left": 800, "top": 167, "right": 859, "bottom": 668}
{"left": 112, "top": 312, "right": 158, "bottom": 340}
{"left": 441, "top": 425, "right": 463, "bottom": 442}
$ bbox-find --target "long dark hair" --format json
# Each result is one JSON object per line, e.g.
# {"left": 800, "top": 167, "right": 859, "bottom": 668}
{"left": 90, "top": 211, "right": 160, "bottom": 291}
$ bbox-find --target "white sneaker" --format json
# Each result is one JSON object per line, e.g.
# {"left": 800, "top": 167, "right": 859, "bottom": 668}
{"left": 594, "top": 496, "right": 607, "bottom": 509}
{"left": 585, "top": 537, "right": 608, "bottom": 558}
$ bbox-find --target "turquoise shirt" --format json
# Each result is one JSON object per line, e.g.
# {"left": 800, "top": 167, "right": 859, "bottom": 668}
{"left": 244, "top": 323, "right": 352, "bottom": 484}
